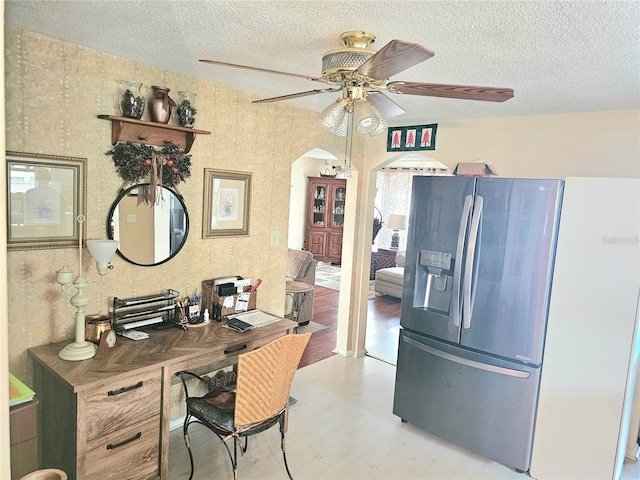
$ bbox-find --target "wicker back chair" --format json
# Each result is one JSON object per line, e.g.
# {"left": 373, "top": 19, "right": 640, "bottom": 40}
{"left": 175, "top": 333, "right": 311, "bottom": 480}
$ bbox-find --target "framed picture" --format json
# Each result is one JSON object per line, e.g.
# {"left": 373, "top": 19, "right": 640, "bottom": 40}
{"left": 6, "top": 151, "right": 86, "bottom": 250}
{"left": 387, "top": 124, "right": 438, "bottom": 152}
{"left": 203, "top": 169, "right": 251, "bottom": 238}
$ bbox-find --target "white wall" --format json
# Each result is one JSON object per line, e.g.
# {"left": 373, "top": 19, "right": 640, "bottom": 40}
{"left": 365, "top": 110, "right": 640, "bottom": 179}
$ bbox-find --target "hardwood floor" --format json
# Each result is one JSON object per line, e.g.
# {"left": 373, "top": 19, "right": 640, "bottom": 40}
{"left": 298, "top": 284, "right": 401, "bottom": 369}
{"left": 298, "top": 286, "right": 339, "bottom": 368}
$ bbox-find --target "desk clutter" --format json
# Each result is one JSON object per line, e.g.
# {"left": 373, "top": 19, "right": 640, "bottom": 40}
{"left": 111, "top": 289, "right": 181, "bottom": 332}
{"left": 104, "top": 276, "right": 265, "bottom": 340}
{"left": 201, "top": 276, "right": 259, "bottom": 318}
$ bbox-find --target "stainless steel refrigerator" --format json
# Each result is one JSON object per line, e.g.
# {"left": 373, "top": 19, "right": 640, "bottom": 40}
{"left": 393, "top": 176, "right": 564, "bottom": 472}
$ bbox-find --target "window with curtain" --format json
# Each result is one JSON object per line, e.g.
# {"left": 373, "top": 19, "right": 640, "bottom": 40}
{"left": 374, "top": 167, "right": 450, "bottom": 250}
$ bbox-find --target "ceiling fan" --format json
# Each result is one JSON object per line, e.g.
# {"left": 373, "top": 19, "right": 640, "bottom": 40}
{"left": 200, "top": 31, "right": 514, "bottom": 136}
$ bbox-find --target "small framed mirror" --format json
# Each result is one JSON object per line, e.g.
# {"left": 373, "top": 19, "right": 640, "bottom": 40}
{"left": 107, "top": 183, "right": 189, "bottom": 266}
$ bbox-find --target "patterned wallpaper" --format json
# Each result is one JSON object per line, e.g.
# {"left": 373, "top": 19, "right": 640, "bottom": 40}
{"left": 4, "top": 27, "right": 351, "bottom": 385}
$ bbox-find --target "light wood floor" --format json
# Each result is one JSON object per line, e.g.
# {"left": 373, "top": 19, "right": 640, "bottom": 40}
{"left": 168, "top": 280, "right": 640, "bottom": 479}
{"left": 169, "top": 353, "right": 640, "bottom": 479}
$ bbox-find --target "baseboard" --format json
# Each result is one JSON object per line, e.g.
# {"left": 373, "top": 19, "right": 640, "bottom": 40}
{"left": 332, "top": 348, "right": 353, "bottom": 357}
{"left": 353, "top": 348, "right": 368, "bottom": 358}
{"left": 332, "top": 348, "right": 368, "bottom": 358}
{"left": 625, "top": 443, "right": 639, "bottom": 463}
{"left": 169, "top": 418, "right": 184, "bottom": 431}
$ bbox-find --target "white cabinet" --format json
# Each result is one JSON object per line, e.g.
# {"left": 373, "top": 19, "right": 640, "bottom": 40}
{"left": 530, "top": 177, "right": 640, "bottom": 480}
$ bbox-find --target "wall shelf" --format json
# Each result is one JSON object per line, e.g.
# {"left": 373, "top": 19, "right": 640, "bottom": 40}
{"left": 98, "top": 115, "right": 210, "bottom": 153}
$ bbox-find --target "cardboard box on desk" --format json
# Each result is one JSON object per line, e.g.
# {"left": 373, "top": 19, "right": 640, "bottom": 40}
{"left": 453, "top": 162, "right": 498, "bottom": 177}
{"left": 202, "top": 279, "right": 257, "bottom": 316}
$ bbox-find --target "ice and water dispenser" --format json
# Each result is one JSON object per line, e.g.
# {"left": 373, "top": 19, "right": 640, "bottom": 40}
{"left": 413, "top": 249, "right": 453, "bottom": 313}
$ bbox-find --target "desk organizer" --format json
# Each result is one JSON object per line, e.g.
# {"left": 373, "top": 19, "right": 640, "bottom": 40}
{"left": 202, "top": 279, "right": 256, "bottom": 317}
{"left": 111, "top": 289, "right": 180, "bottom": 331}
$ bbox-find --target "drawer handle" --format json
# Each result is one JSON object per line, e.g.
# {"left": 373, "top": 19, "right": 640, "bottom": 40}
{"left": 107, "top": 432, "right": 142, "bottom": 450}
{"left": 224, "top": 343, "right": 247, "bottom": 355}
{"left": 108, "top": 381, "right": 143, "bottom": 396}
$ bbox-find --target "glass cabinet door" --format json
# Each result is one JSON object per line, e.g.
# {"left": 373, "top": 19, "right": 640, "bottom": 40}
{"left": 311, "top": 184, "right": 327, "bottom": 228}
{"left": 331, "top": 185, "right": 346, "bottom": 227}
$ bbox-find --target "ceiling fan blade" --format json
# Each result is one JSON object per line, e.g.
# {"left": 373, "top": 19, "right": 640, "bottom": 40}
{"left": 199, "top": 59, "right": 326, "bottom": 83}
{"left": 252, "top": 87, "right": 343, "bottom": 104}
{"left": 391, "top": 81, "right": 514, "bottom": 102}
{"left": 366, "top": 92, "right": 406, "bottom": 117}
{"left": 356, "top": 40, "right": 434, "bottom": 80}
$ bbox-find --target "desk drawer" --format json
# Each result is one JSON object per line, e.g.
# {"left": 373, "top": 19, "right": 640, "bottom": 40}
{"left": 83, "top": 369, "right": 161, "bottom": 440}
{"left": 84, "top": 415, "right": 160, "bottom": 480}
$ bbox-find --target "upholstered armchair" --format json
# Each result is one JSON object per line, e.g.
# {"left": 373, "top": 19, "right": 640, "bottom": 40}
{"left": 285, "top": 249, "right": 316, "bottom": 324}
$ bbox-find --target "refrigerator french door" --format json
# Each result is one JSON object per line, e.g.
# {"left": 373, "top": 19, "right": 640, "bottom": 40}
{"left": 393, "top": 176, "right": 563, "bottom": 472}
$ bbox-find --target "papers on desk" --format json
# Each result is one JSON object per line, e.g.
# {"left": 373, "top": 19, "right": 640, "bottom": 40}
{"left": 224, "top": 310, "right": 281, "bottom": 332}
{"left": 9, "top": 373, "right": 35, "bottom": 407}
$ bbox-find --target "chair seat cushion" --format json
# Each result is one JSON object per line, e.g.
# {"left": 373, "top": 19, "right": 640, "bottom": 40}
{"left": 188, "top": 391, "right": 236, "bottom": 431}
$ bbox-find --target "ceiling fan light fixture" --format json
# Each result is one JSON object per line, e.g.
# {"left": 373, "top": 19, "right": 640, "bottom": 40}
{"left": 369, "top": 111, "right": 388, "bottom": 136}
{"left": 354, "top": 99, "right": 380, "bottom": 135}
{"left": 333, "top": 112, "right": 350, "bottom": 137}
{"left": 317, "top": 100, "right": 347, "bottom": 134}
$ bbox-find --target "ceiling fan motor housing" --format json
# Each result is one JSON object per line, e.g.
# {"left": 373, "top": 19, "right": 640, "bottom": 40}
{"left": 322, "top": 31, "right": 376, "bottom": 76}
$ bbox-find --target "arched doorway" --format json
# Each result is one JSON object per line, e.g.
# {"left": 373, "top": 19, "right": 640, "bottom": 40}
{"left": 364, "top": 154, "right": 450, "bottom": 365}
{"left": 288, "top": 147, "right": 351, "bottom": 366}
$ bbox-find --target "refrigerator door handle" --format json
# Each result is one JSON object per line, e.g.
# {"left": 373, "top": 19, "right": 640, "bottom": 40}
{"left": 452, "top": 195, "right": 474, "bottom": 327}
{"left": 402, "top": 335, "right": 531, "bottom": 379}
{"left": 463, "top": 195, "right": 483, "bottom": 329}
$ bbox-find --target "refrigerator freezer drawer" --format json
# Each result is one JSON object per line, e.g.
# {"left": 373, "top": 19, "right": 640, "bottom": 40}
{"left": 393, "top": 330, "right": 541, "bottom": 472}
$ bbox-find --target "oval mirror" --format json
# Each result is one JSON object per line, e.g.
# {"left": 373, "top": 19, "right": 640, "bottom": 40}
{"left": 107, "top": 183, "right": 189, "bottom": 266}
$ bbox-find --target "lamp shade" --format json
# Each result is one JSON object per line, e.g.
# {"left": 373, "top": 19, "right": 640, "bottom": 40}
{"left": 317, "top": 100, "right": 347, "bottom": 134}
{"left": 368, "top": 110, "right": 388, "bottom": 136}
{"left": 86, "top": 239, "right": 119, "bottom": 263}
{"left": 354, "top": 99, "right": 380, "bottom": 135}
{"left": 387, "top": 214, "right": 408, "bottom": 231}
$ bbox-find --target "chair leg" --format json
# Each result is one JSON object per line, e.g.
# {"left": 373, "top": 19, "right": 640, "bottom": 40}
{"left": 279, "top": 415, "right": 294, "bottom": 480}
{"left": 233, "top": 436, "right": 239, "bottom": 480}
{"left": 182, "top": 417, "right": 195, "bottom": 480}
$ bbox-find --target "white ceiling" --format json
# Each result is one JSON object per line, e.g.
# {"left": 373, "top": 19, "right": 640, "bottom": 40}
{"left": 5, "top": 1, "right": 640, "bottom": 127}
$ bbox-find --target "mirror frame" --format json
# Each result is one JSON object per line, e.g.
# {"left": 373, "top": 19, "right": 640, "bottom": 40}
{"left": 107, "top": 183, "right": 189, "bottom": 267}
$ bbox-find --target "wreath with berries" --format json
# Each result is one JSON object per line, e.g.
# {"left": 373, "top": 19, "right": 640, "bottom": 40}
{"left": 105, "top": 142, "right": 192, "bottom": 189}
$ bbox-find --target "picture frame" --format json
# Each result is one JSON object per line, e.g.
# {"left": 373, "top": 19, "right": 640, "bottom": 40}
{"left": 6, "top": 151, "right": 86, "bottom": 250}
{"left": 202, "top": 169, "right": 251, "bottom": 238}
{"left": 387, "top": 124, "right": 438, "bottom": 152}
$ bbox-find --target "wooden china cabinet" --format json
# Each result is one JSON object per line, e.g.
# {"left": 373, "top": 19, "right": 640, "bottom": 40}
{"left": 305, "top": 176, "right": 346, "bottom": 264}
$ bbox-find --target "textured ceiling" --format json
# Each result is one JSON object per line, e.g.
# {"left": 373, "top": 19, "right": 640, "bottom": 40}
{"left": 5, "top": 1, "right": 640, "bottom": 127}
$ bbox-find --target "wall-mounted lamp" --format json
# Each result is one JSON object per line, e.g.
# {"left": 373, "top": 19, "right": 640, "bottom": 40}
{"left": 55, "top": 215, "right": 119, "bottom": 361}
{"left": 387, "top": 214, "right": 408, "bottom": 249}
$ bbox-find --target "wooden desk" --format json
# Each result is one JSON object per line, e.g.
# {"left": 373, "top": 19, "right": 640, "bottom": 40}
{"left": 29, "top": 318, "right": 297, "bottom": 480}
{"left": 10, "top": 398, "right": 39, "bottom": 479}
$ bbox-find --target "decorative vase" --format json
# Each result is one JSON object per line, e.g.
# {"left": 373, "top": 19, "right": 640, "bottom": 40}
{"left": 176, "top": 91, "right": 197, "bottom": 128}
{"left": 149, "top": 85, "right": 175, "bottom": 124}
{"left": 119, "top": 81, "right": 144, "bottom": 119}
